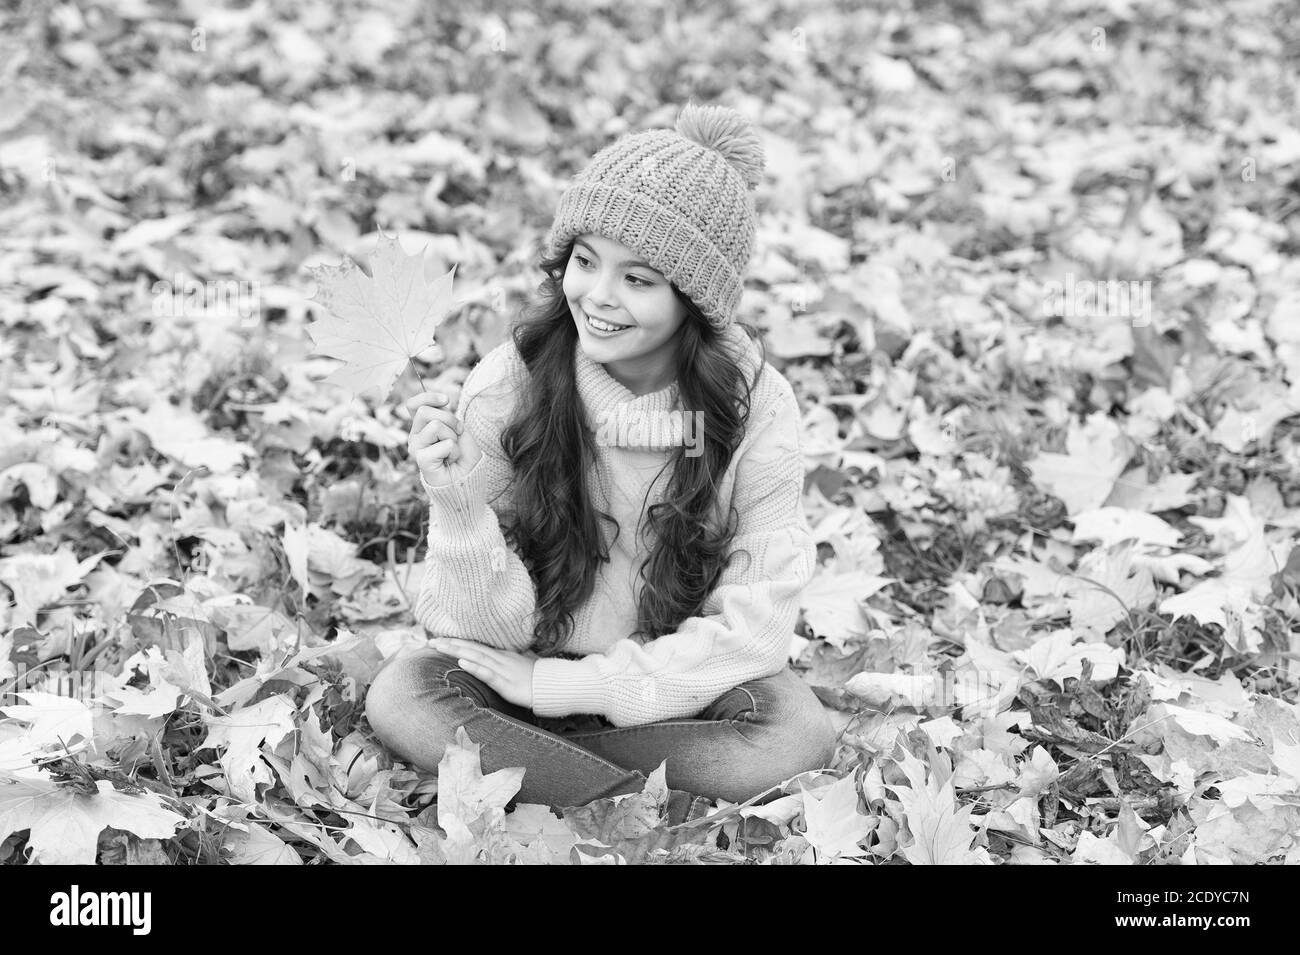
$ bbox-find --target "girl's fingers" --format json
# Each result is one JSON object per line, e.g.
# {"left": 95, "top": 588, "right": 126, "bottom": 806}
{"left": 417, "top": 436, "right": 454, "bottom": 460}
{"left": 459, "top": 647, "right": 499, "bottom": 667}
{"left": 434, "top": 637, "right": 519, "bottom": 665}
{"left": 411, "top": 405, "right": 462, "bottom": 435}
{"left": 412, "top": 419, "right": 454, "bottom": 448}
{"left": 457, "top": 657, "right": 486, "bottom": 677}
{"left": 411, "top": 421, "right": 461, "bottom": 455}
{"left": 405, "top": 392, "right": 449, "bottom": 415}
{"left": 457, "top": 658, "right": 502, "bottom": 690}
{"left": 420, "top": 418, "right": 462, "bottom": 441}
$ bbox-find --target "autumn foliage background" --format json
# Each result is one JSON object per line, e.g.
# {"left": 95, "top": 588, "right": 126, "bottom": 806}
{"left": 2, "top": 0, "right": 1300, "bottom": 864}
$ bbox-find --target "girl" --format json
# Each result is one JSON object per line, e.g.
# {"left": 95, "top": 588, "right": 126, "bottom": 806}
{"left": 365, "top": 102, "right": 838, "bottom": 823}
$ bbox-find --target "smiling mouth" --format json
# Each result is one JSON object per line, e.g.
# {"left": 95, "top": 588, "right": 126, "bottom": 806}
{"left": 583, "top": 311, "right": 633, "bottom": 332}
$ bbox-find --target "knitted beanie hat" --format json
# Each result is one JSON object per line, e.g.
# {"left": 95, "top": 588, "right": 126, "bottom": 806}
{"left": 543, "top": 102, "right": 765, "bottom": 331}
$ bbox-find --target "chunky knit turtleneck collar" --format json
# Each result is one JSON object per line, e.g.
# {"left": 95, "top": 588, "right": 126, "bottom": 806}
{"left": 573, "top": 325, "right": 762, "bottom": 449}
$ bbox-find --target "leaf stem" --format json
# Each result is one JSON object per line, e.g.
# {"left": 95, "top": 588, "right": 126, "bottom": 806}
{"left": 406, "top": 357, "right": 430, "bottom": 393}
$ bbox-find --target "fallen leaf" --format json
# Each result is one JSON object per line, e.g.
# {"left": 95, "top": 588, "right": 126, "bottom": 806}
{"left": 799, "top": 773, "right": 874, "bottom": 860}
{"left": 436, "top": 725, "right": 524, "bottom": 862}
{"left": 200, "top": 696, "right": 298, "bottom": 802}
{"left": 0, "top": 550, "right": 108, "bottom": 629}
{"left": 0, "top": 691, "right": 95, "bottom": 749}
{"left": 1026, "top": 412, "right": 1129, "bottom": 516}
{"left": 1013, "top": 630, "right": 1126, "bottom": 683}
{"left": 0, "top": 773, "right": 185, "bottom": 865}
{"left": 890, "top": 773, "right": 989, "bottom": 865}
{"left": 221, "top": 820, "right": 303, "bottom": 864}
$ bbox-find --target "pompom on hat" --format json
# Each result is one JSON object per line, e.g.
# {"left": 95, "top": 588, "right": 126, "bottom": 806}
{"left": 543, "top": 102, "right": 765, "bottom": 331}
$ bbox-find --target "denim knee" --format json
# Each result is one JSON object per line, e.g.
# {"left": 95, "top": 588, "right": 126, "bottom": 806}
{"left": 788, "top": 674, "right": 839, "bottom": 769}
{"left": 799, "top": 693, "right": 840, "bottom": 771}
{"left": 745, "top": 669, "right": 839, "bottom": 779}
{"left": 364, "top": 648, "right": 462, "bottom": 766}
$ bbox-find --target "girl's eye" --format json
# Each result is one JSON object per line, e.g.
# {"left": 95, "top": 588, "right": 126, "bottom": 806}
{"left": 573, "top": 253, "right": 652, "bottom": 288}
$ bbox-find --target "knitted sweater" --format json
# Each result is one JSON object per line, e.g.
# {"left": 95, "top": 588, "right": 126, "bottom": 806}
{"left": 413, "top": 324, "right": 818, "bottom": 727}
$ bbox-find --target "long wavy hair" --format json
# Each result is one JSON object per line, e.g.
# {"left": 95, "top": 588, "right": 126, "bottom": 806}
{"left": 481, "top": 238, "right": 768, "bottom": 655}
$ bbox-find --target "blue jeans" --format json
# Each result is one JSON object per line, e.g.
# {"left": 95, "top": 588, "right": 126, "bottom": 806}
{"left": 364, "top": 648, "right": 839, "bottom": 809}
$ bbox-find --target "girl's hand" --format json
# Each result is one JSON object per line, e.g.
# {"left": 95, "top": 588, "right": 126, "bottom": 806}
{"left": 430, "top": 637, "right": 537, "bottom": 709}
{"left": 405, "top": 392, "right": 482, "bottom": 489}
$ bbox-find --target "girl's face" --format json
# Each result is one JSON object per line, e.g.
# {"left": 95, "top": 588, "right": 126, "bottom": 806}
{"left": 563, "top": 232, "right": 688, "bottom": 395}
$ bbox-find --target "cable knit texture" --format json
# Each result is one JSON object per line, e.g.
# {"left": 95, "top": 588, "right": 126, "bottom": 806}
{"left": 543, "top": 102, "right": 765, "bottom": 331}
{"left": 414, "top": 325, "right": 818, "bottom": 727}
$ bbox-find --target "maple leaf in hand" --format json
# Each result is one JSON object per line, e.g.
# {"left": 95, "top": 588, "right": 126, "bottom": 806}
{"left": 306, "top": 230, "right": 457, "bottom": 401}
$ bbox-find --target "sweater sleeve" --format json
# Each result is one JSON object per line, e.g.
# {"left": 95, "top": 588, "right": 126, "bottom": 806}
{"left": 412, "top": 345, "right": 537, "bottom": 652}
{"left": 529, "top": 383, "right": 818, "bottom": 727}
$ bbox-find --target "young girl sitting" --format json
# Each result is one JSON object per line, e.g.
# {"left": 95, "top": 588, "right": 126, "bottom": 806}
{"left": 365, "top": 102, "right": 838, "bottom": 823}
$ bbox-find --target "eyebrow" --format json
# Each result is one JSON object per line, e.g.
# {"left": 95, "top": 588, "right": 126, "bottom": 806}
{"left": 573, "top": 239, "right": 659, "bottom": 274}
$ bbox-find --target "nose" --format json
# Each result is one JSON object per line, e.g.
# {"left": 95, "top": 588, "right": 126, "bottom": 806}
{"left": 585, "top": 265, "right": 620, "bottom": 310}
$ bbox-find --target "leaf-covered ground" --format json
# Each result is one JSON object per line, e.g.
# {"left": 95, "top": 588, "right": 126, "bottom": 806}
{"left": 2, "top": 0, "right": 1299, "bottom": 864}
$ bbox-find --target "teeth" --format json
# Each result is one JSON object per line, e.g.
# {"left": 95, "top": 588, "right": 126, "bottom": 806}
{"left": 588, "top": 315, "right": 628, "bottom": 332}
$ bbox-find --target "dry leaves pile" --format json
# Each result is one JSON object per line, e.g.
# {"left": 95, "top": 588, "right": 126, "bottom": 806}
{"left": 2, "top": 0, "right": 1299, "bottom": 864}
